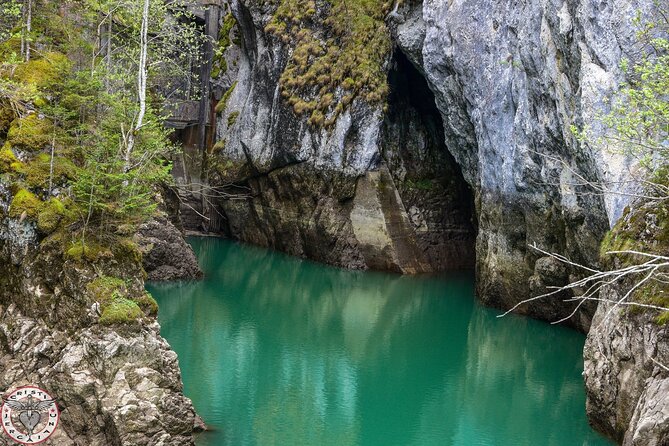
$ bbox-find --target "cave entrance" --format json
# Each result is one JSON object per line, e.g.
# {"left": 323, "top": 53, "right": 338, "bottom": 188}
{"left": 381, "top": 50, "right": 477, "bottom": 271}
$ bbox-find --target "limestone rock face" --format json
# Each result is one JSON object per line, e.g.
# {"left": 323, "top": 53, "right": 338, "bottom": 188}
{"left": 204, "top": 0, "right": 665, "bottom": 328}
{"left": 584, "top": 292, "right": 669, "bottom": 446}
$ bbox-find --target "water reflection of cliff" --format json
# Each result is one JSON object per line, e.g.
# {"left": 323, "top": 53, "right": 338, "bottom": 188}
{"left": 148, "top": 238, "right": 610, "bottom": 446}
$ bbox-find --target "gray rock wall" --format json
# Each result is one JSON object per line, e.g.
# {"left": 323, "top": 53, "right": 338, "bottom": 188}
{"left": 584, "top": 289, "right": 669, "bottom": 446}
{"left": 205, "top": 0, "right": 661, "bottom": 328}
{"left": 200, "top": 1, "right": 668, "bottom": 443}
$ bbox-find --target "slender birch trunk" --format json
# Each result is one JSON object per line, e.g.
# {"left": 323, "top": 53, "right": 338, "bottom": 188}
{"left": 25, "top": 0, "right": 31, "bottom": 62}
{"left": 48, "top": 133, "right": 55, "bottom": 196}
{"left": 125, "top": 0, "right": 149, "bottom": 171}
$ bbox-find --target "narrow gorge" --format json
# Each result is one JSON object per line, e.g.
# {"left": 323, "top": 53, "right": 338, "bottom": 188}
{"left": 173, "top": 0, "right": 669, "bottom": 443}
{"left": 0, "top": 0, "right": 667, "bottom": 444}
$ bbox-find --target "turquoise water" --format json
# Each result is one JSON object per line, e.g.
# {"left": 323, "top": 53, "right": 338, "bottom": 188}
{"left": 147, "top": 237, "right": 613, "bottom": 446}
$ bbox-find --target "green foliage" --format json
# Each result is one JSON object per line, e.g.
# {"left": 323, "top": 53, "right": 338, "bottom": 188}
{"left": 265, "top": 0, "right": 393, "bottom": 127}
{"left": 99, "top": 298, "right": 143, "bottom": 325}
{"left": 71, "top": 103, "right": 175, "bottom": 232}
{"left": 588, "top": 12, "right": 669, "bottom": 170}
{"left": 8, "top": 189, "right": 42, "bottom": 219}
{"left": 589, "top": 9, "right": 669, "bottom": 321}
{"left": 0, "top": 0, "right": 21, "bottom": 42}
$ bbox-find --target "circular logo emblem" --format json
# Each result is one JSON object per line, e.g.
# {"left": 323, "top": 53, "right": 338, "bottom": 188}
{"left": 1, "top": 386, "right": 59, "bottom": 445}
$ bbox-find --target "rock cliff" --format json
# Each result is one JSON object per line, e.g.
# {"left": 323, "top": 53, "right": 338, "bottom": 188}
{"left": 193, "top": 0, "right": 659, "bottom": 329}
{"left": 0, "top": 189, "right": 202, "bottom": 444}
{"left": 182, "top": 0, "right": 668, "bottom": 443}
{"left": 584, "top": 293, "right": 669, "bottom": 446}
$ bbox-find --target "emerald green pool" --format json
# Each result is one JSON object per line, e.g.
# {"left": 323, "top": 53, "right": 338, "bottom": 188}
{"left": 147, "top": 237, "right": 613, "bottom": 446}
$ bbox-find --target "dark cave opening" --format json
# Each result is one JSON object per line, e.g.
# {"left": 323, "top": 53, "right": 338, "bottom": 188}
{"left": 381, "top": 50, "right": 477, "bottom": 270}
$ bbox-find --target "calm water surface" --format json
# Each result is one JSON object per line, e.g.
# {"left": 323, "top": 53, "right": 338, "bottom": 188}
{"left": 147, "top": 237, "right": 613, "bottom": 446}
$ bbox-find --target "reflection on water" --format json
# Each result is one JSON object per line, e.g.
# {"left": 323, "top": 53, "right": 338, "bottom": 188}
{"left": 148, "top": 237, "right": 612, "bottom": 446}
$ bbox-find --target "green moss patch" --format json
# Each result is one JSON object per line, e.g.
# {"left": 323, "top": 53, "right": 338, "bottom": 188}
{"left": 111, "top": 238, "right": 142, "bottom": 264}
{"left": 36, "top": 197, "right": 66, "bottom": 234}
{"left": 87, "top": 275, "right": 127, "bottom": 305}
{"left": 7, "top": 114, "right": 53, "bottom": 151}
{"left": 227, "top": 111, "right": 240, "bottom": 127}
{"left": 8, "top": 188, "right": 43, "bottom": 219}
{"left": 12, "top": 52, "right": 71, "bottom": 90}
{"left": 17, "top": 152, "right": 76, "bottom": 189}
{"left": 603, "top": 201, "right": 669, "bottom": 324}
{"left": 215, "top": 81, "right": 237, "bottom": 114}
{"left": 265, "top": 0, "right": 393, "bottom": 127}
{"left": 87, "top": 276, "right": 158, "bottom": 324}
{"left": 65, "top": 239, "right": 113, "bottom": 262}
{"left": 135, "top": 292, "right": 158, "bottom": 316}
{"left": 0, "top": 145, "right": 20, "bottom": 173}
{"left": 99, "top": 298, "right": 143, "bottom": 325}
{"left": 212, "top": 13, "right": 238, "bottom": 78}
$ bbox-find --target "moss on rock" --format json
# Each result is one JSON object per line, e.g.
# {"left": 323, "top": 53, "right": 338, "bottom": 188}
{"left": 36, "top": 197, "right": 66, "bottom": 234}
{"left": 0, "top": 144, "right": 20, "bottom": 173}
{"left": 65, "top": 239, "right": 113, "bottom": 262}
{"left": 265, "top": 0, "right": 393, "bottom": 127}
{"left": 135, "top": 291, "right": 159, "bottom": 316}
{"left": 602, "top": 200, "right": 669, "bottom": 324}
{"left": 9, "top": 188, "right": 42, "bottom": 219}
{"left": 18, "top": 152, "right": 77, "bottom": 189}
{"left": 7, "top": 114, "right": 53, "bottom": 151}
{"left": 227, "top": 111, "right": 239, "bottom": 127}
{"left": 215, "top": 81, "right": 237, "bottom": 114}
{"left": 99, "top": 298, "right": 143, "bottom": 325}
{"left": 87, "top": 275, "right": 127, "bottom": 305}
{"left": 12, "top": 52, "right": 71, "bottom": 90}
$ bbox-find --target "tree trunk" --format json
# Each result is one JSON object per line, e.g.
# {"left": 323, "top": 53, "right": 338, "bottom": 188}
{"left": 25, "top": 0, "right": 31, "bottom": 62}
{"left": 106, "top": 12, "right": 112, "bottom": 88}
{"left": 125, "top": 0, "right": 150, "bottom": 170}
